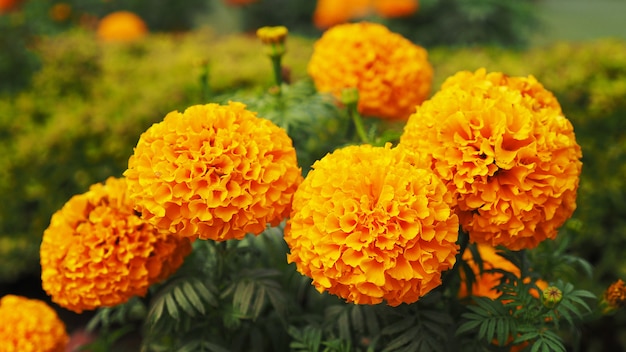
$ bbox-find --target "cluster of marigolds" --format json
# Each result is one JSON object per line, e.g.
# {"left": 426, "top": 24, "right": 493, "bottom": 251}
{"left": 2, "top": 21, "right": 625, "bottom": 352}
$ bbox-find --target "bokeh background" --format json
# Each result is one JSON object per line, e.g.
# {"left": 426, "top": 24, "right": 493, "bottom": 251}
{"left": 1, "top": 0, "right": 626, "bottom": 350}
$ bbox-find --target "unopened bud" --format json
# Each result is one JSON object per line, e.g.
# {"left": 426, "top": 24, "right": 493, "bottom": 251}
{"left": 542, "top": 286, "right": 563, "bottom": 308}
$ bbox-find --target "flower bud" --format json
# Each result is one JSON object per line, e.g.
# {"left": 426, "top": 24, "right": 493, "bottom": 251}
{"left": 542, "top": 286, "right": 563, "bottom": 308}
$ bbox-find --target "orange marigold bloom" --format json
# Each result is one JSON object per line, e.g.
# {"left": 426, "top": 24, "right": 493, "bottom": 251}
{"left": 40, "top": 177, "right": 192, "bottom": 313}
{"left": 96, "top": 11, "right": 148, "bottom": 42}
{"left": 124, "top": 102, "right": 303, "bottom": 241}
{"left": 313, "top": 0, "right": 419, "bottom": 28}
{"left": 399, "top": 68, "right": 582, "bottom": 250}
{"left": 604, "top": 279, "right": 626, "bottom": 310}
{"left": 0, "top": 295, "right": 68, "bottom": 352}
{"left": 373, "top": 0, "right": 419, "bottom": 18}
{"left": 459, "top": 244, "right": 548, "bottom": 299}
{"left": 307, "top": 22, "right": 433, "bottom": 121}
{"left": 285, "top": 144, "right": 459, "bottom": 306}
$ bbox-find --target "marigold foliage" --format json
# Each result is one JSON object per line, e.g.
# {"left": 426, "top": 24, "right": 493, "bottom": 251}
{"left": 124, "top": 102, "right": 303, "bottom": 241}
{"left": 307, "top": 22, "right": 433, "bottom": 121}
{"left": 40, "top": 177, "right": 192, "bottom": 313}
{"left": 285, "top": 144, "right": 459, "bottom": 306}
{"left": 400, "top": 68, "right": 582, "bottom": 250}
{"left": 0, "top": 295, "right": 68, "bottom": 352}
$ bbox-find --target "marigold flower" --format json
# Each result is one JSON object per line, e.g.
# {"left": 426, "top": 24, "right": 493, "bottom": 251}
{"left": 313, "top": 0, "right": 419, "bottom": 28}
{"left": 40, "top": 177, "right": 192, "bottom": 313}
{"left": 0, "top": 295, "right": 68, "bottom": 352}
{"left": 285, "top": 144, "right": 459, "bottom": 306}
{"left": 459, "top": 244, "right": 547, "bottom": 299}
{"left": 96, "top": 11, "right": 148, "bottom": 42}
{"left": 399, "top": 68, "right": 582, "bottom": 250}
{"left": 124, "top": 102, "right": 303, "bottom": 241}
{"left": 373, "top": 0, "right": 419, "bottom": 18}
{"left": 604, "top": 279, "right": 626, "bottom": 311}
{"left": 307, "top": 22, "right": 433, "bottom": 121}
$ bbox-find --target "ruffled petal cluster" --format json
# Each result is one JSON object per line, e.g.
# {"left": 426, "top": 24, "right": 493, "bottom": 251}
{"left": 40, "top": 177, "right": 192, "bottom": 313}
{"left": 399, "top": 68, "right": 582, "bottom": 250}
{"left": 307, "top": 22, "right": 433, "bottom": 121}
{"left": 0, "top": 295, "right": 68, "bottom": 352}
{"left": 459, "top": 244, "right": 547, "bottom": 299}
{"left": 285, "top": 144, "right": 459, "bottom": 306}
{"left": 124, "top": 102, "right": 303, "bottom": 241}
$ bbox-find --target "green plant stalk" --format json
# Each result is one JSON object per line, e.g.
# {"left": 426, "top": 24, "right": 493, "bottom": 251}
{"left": 347, "top": 102, "right": 369, "bottom": 144}
{"left": 271, "top": 55, "right": 283, "bottom": 88}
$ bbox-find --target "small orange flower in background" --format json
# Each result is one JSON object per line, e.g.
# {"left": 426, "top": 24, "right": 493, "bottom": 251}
{"left": 284, "top": 144, "right": 459, "bottom": 306}
{"left": 124, "top": 102, "right": 303, "bottom": 242}
{"left": 49, "top": 3, "right": 71, "bottom": 22}
{"left": 313, "top": 0, "right": 418, "bottom": 29}
{"left": 399, "top": 68, "right": 582, "bottom": 250}
{"left": 0, "top": 295, "right": 69, "bottom": 352}
{"left": 308, "top": 22, "right": 433, "bottom": 121}
{"left": 603, "top": 279, "right": 626, "bottom": 313}
{"left": 40, "top": 177, "right": 192, "bottom": 313}
{"left": 373, "top": 0, "right": 419, "bottom": 18}
{"left": 96, "top": 10, "right": 148, "bottom": 42}
{"left": 459, "top": 244, "right": 548, "bottom": 299}
{"left": 0, "top": 0, "right": 21, "bottom": 14}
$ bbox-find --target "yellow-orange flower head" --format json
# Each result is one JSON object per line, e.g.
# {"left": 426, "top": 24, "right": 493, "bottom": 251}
{"left": 399, "top": 68, "right": 582, "bottom": 250}
{"left": 0, "top": 295, "right": 68, "bottom": 352}
{"left": 285, "top": 144, "right": 459, "bottom": 306}
{"left": 307, "top": 22, "right": 433, "bottom": 121}
{"left": 96, "top": 11, "right": 148, "bottom": 43}
{"left": 40, "top": 177, "right": 192, "bottom": 313}
{"left": 124, "top": 102, "right": 303, "bottom": 241}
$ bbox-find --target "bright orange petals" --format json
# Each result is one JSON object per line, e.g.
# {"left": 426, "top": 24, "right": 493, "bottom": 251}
{"left": 96, "top": 11, "right": 148, "bottom": 42}
{"left": 124, "top": 102, "right": 303, "bottom": 242}
{"left": 313, "top": 0, "right": 371, "bottom": 29}
{"left": 285, "top": 144, "right": 459, "bottom": 306}
{"left": 459, "top": 244, "right": 547, "bottom": 299}
{"left": 373, "top": 0, "right": 418, "bottom": 18}
{"left": 399, "top": 68, "right": 582, "bottom": 250}
{"left": 40, "top": 177, "right": 192, "bottom": 313}
{"left": 0, "top": 295, "right": 68, "bottom": 352}
{"left": 308, "top": 22, "right": 433, "bottom": 121}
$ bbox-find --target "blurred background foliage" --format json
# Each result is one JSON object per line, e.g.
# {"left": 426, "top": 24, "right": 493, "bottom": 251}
{"left": 1, "top": 0, "right": 626, "bottom": 349}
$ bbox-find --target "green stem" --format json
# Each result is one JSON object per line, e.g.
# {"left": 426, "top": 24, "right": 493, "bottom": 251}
{"left": 270, "top": 55, "right": 282, "bottom": 88}
{"left": 348, "top": 103, "right": 369, "bottom": 144}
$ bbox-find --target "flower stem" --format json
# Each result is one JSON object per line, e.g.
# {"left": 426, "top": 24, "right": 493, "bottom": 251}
{"left": 271, "top": 55, "right": 283, "bottom": 88}
{"left": 349, "top": 105, "right": 369, "bottom": 144}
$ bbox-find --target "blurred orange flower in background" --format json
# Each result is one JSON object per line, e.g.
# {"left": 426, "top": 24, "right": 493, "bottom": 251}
{"left": 459, "top": 244, "right": 548, "bottom": 299}
{"left": 40, "top": 177, "right": 192, "bottom": 313}
{"left": 224, "top": 0, "right": 258, "bottom": 6}
{"left": 313, "top": 0, "right": 418, "bottom": 29}
{"left": 0, "top": 295, "right": 69, "bottom": 352}
{"left": 399, "top": 68, "right": 582, "bottom": 250}
{"left": 96, "top": 10, "right": 148, "bottom": 42}
{"left": 285, "top": 144, "right": 459, "bottom": 306}
{"left": 308, "top": 22, "right": 433, "bottom": 120}
{"left": 0, "top": 0, "right": 21, "bottom": 14}
{"left": 125, "top": 102, "right": 303, "bottom": 242}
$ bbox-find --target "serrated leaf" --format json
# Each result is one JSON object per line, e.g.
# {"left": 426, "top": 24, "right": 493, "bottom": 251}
{"left": 173, "top": 286, "right": 195, "bottom": 316}
{"left": 165, "top": 293, "right": 179, "bottom": 320}
{"left": 181, "top": 281, "right": 206, "bottom": 315}
{"left": 382, "top": 326, "right": 420, "bottom": 352}
{"left": 456, "top": 320, "right": 482, "bottom": 336}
